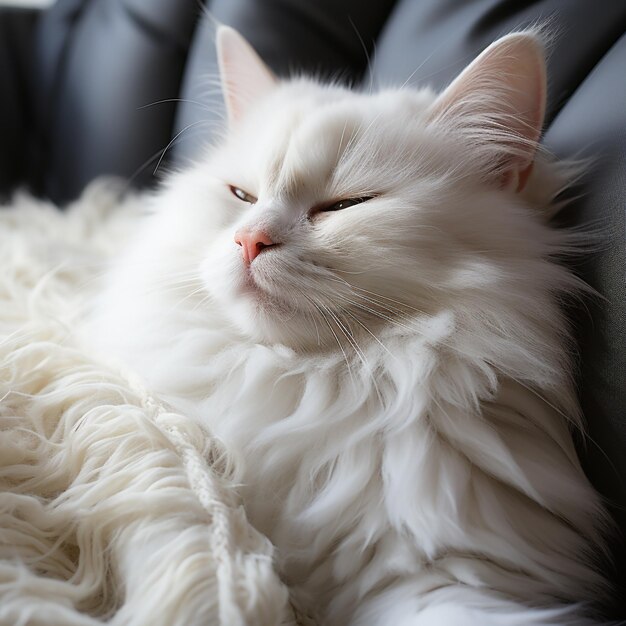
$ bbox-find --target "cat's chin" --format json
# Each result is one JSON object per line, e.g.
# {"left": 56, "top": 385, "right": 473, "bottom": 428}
{"left": 207, "top": 269, "right": 311, "bottom": 349}
{"left": 200, "top": 251, "right": 316, "bottom": 349}
{"left": 226, "top": 298, "right": 316, "bottom": 350}
{"left": 233, "top": 290, "right": 317, "bottom": 349}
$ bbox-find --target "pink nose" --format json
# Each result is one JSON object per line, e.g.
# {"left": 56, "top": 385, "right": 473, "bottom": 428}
{"left": 234, "top": 228, "right": 276, "bottom": 264}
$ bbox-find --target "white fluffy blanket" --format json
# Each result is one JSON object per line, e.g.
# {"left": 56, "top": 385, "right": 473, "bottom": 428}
{"left": 0, "top": 183, "right": 295, "bottom": 626}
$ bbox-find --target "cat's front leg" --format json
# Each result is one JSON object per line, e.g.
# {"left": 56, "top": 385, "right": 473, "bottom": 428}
{"left": 348, "top": 583, "right": 597, "bottom": 626}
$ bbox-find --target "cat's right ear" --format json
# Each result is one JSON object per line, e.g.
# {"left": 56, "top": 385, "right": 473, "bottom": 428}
{"left": 217, "top": 26, "right": 277, "bottom": 126}
{"left": 428, "top": 33, "right": 547, "bottom": 193}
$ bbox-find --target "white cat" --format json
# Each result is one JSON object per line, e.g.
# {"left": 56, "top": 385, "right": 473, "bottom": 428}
{"left": 91, "top": 27, "right": 610, "bottom": 625}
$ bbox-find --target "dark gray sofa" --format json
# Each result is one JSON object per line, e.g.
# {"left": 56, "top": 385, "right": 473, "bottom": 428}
{"left": 1, "top": 0, "right": 624, "bottom": 619}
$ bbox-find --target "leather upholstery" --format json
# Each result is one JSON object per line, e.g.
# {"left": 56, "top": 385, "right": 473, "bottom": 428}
{"left": 1, "top": 0, "right": 624, "bottom": 617}
{"left": 29, "top": 0, "right": 200, "bottom": 201}
{"left": 0, "top": 7, "right": 38, "bottom": 198}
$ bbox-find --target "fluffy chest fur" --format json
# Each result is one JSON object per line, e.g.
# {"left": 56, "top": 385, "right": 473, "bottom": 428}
{"left": 92, "top": 270, "right": 603, "bottom": 623}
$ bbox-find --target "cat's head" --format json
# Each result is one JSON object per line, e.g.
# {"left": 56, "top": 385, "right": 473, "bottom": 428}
{"left": 159, "top": 27, "right": 561, "bottom": 351}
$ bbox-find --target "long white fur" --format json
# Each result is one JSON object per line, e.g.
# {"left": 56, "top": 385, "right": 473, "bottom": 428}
{"left": 88, "top": 29, "right": 610, "bottom": 625}
{"left": 0, "top": 184, "right": 293, "bottom": 626}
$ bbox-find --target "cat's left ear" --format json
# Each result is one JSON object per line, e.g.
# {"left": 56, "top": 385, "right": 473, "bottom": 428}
{"left": 217, "top": 26, "right": 277, "bottom": 126}
{"left": 429, "top": 33, "right": 547, "bottom": 192}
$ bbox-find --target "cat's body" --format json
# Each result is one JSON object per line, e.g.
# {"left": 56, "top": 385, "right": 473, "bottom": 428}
{"left": 90, "top": 28, "right": 608, "bottom": 625}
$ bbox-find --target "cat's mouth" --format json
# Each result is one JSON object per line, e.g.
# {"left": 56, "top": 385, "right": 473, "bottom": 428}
{"left": 227, "top": 245, "right": 323, "bottom": 322}
{"left": 239, "top": 258, "right": 300, "bottom": 313}
{"left": 241, "top": 267, "right": 265, "bottom": 295}
{"left": 240, "top": 262, "right": 283, "bottom": 304}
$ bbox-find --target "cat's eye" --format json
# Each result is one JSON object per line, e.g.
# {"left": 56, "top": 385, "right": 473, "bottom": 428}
{"left": 229, "top": 185, "right": 257, "bottom": 204}
{"left": 319, "top": 196, "right": 374, "bottom": 212}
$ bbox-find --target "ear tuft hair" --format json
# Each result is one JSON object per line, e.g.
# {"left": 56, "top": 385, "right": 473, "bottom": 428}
{"left": 429, "top": 32, "right": 547, "bottom": 192}
{"left": 216, "top": 26, "right": 277, "bottom": 126}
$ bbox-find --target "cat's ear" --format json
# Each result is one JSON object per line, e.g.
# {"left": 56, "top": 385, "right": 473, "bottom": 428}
{"left": 217, "top": 26, "right": 277, "bottom": 126}
{"left": 429, "top": 33, "right": 547, "bottom": 192}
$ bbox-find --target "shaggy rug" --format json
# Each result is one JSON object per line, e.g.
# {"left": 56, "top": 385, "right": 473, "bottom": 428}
{"left": 0, "top": 182, "right": 296, "bottom": 626}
